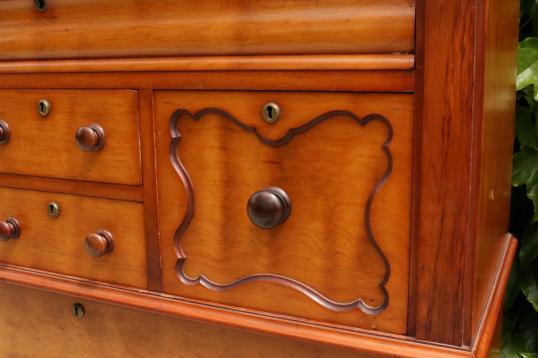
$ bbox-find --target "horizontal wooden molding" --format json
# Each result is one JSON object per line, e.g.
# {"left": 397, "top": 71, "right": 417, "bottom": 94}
{"left": 0, "top": 54, "right": 415, "bottom": 74}
{"left": 472, "top": 235, "right": 518, "bottom": 357}
{"left": 0, "top": 71, "right": 414, "bottom": 93}
{"left": 0, "top": 242, "right": 514, "bottom": 358}
{"left": 0, "top": 173, "right": 143, "bottom": 203}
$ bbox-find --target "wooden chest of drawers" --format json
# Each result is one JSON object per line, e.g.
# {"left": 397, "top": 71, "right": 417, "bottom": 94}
{"left": 0, "top": 1, "right": 518, "bottom": 357}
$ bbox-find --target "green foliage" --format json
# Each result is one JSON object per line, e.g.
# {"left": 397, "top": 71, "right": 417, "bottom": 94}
{"left": 504, "top": 1, "right": 538, "bottom": 356}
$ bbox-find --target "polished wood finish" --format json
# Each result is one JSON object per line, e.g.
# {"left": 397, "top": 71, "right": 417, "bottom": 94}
{"left": 473, "top": 236, "right": 517, "bottom": 358}
{"left": 84, "top": 230, "right": 114, "bottom": 258}
{"left": 0, "top": 0, "right": 415, "bottom": 60}
{"left": 0, "top": 236, "right": 516, "bottom": 357}
{"left": 469, "top": 0, "right": 519, "bottom": 345}
{"left": 0, "top": 0, "right": 519, "bottom": 355}
{"left": 412, "top": 0, "right": 519, "bottom": 347}
{"left": 156, "top": 91, "right": 413, "bottom": 333}
{"left": 0, "top": 90, "right": 141, "bottom": 185}
{"left": 0, "top": 187, "right": 146, "bottom": 288}
{"left": 0, "top": 71, "right": 414, "bottom": 93}
{"left": 138, "top": 89, "right": 163, "bottom": 292}
{"left": 0, "top": 173, "right": 143, "bottom": 203}
{"left": 0, "top": 55, "right": 415, "bottom": 73}
{"left": 0, "top": 283, "right": 374, "bottom": 358}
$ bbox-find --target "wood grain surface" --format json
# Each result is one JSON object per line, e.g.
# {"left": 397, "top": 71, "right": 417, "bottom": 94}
{"left": 0, "top": 90, "right": 141, "bottom": 185}
{"left": 0, "top": 173, "right": 143, "bottom": 202}
{"left": 0, "top": 0, "right": 415, "bottom": 60}
{"left": 472, "top": 236, "right": 517, "bottom": 358}
{"left": 0, "top": 237, "right": 516, "bottom": 358}
{"left": 468, "top": 0, "right": 519, "bottom": 344}
{"left": 412, "top": 0, "right": 478, "bottom": 345}
{"left": 139, "top": 89, "right": 163, "bottom": 292}
{"left": 0, "top": 187, "right": 147, "bottom": 288}
{"left": 155, "top": 91, "right": 413, "bottom": 333}
{"left": 0, "top": 54, "right": 415, "bottom": 73}
{"left": 0, "top": 283, "right": 379, "bottom": 358}
{"left": 412, "top": 0, "right": 519, "bottom": 347}
{"left": 0, "top": 71, "right": 415, "bottom": 93}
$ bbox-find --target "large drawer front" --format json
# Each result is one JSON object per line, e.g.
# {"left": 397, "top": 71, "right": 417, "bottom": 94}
{"left": 0, "top": 90, "right": 141, "bottom": 185}
{"left": 0, "top": 187, "right": 147, "bottom": 288}
{"left": 155, "top": 91, "right": 413, "bottom": 334}
{"left": 0, "top": 0, "right": 415, "bottom": 60}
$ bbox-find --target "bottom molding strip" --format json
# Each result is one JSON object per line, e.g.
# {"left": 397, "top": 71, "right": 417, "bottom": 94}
{"left": 0, "top": 234, "right": 516, "bottom": 358}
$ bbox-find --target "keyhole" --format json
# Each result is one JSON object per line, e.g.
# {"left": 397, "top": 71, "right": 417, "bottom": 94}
{"left": 72, "top": 303, "right": 85, "bottom": 319}
{"left": 37, "top": 99, "right": 51, "bottom": 117}
{"left": 47, "top": 202, "right": 60, "bottom": 218}
{"left": 34, "top": 0, "right": 47, "bottom": 12}
{"left": 262, "top": 102, "right": 281, "bottom": 123}
{"left": 266, "top": 106, "right": 273, "bottom": 120}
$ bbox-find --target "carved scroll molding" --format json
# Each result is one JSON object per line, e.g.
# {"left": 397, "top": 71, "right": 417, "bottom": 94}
{"left": 169, "top": 108, "right": 393, "bottom": 316}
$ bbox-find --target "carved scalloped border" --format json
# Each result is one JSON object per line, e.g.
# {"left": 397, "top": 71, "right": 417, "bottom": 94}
{"left": 169, "top": 108, "right": 393, "bottom": 316}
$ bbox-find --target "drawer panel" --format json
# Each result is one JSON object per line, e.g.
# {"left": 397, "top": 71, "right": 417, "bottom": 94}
{"left": 155, "top": 91, "right": 413, "bottom": 333}
{"left": 0, "top": 187, "right": 147, "bottom": 288}
{"left": 0, "top": 0, "right": 415, "bottom": 60}
{"left": 0, "top": 90, "right": 141, "bottom": 185}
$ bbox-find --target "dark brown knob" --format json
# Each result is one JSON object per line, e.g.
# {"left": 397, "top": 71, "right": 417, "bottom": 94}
{"left": 247, "top": 187, "right": 291, "bottom": 229}
{"left": 0, "top": 120, "right": 10, "bottom": 144}
{"left": 75, "top": 124, "right": 105, "bottom": 151}
{"left": 84, "top": 230, "right": 114, "bottom": 257}
{"left": 0, "top": 218, "right": 21, "bottom": 242}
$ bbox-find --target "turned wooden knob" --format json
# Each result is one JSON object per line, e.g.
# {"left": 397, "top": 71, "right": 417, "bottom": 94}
{"left": 0, "top": 218, "right": 21, "bottom": 242}
{"left": 84, "top": 230, "right": 114, "bottom": 257}
{"left": 75, "top": 124, "right": 105, "bottom": 151}
{"left": 0, "top": 120, "right": 10, "bottom": 144}
{"left": 247, "top": 187, "right": 291, "bottom": 229}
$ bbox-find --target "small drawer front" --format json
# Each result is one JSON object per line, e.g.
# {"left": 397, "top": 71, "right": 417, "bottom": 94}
{"left": 0, "top": 187, "right": 147, "bottom": 288}
{"left": 155, "top": 91, "right": 413, "bottom": 334}
{"left": 0, "top": 90, "right": 141, "bottom": 185}
{"left": 0, "top": 0, "right": 415, "bottom": 60}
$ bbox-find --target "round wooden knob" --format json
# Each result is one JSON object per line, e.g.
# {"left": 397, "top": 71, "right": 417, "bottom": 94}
{"left": 84, "top": 230, "right": 114, "bottom": 257}
{"left": 0, "top": 120, "right": 10, "bottom": 144}
{"left": 75, "top": 124, "right": 105, "bottom": 151}
{"left": 0, "top": 218, "right": 20, "bottom": 242}
{"left": 247, "top": 187, "right": 291, "bottom": 229}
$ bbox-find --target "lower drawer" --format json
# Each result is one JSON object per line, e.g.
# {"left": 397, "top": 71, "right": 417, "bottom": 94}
{"left": 0, "top": 283, "right": 365, "bottom": 358}
{"left": 0, "top": 187, "right": 147, "bottom": 288}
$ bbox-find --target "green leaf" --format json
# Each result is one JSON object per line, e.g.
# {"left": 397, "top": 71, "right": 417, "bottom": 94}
{"left": 517, "top": 61, "right": 538, "bottom": 100}
{"left": 518, "top": 305, "right": 538, "bottom": 353}
{"left": 503, "top": 332, "right": 528, "bottom": 358}
{"left": 518, "top": 270, "right": 538, "bottom": 312}
{"left": 519, "top": 38, "right": 538, "bottom": 74}
{"left": 513, "top": 146, "right": 538, "bottom": 222}
{"left": 513, "top": 147, "right": 538, "bottom": 186}
{"left": 521, "top": 223, "right": 538, "bottom": 268}
{"left": 517, "top": 106, "right": 537, "bottom": 149}
{"left": 521, "top": 354, "right": 538, "bottom": 358}
{"left": 517, "top": 38, "right": 538, "bottom": 99}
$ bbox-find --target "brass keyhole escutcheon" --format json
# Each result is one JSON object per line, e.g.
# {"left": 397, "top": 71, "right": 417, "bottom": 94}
{"left": 72, "top": 303, "right": 85, "bottom": 319}
{"left": 262, "top": 102, "right": 281, "bottom": 123}
{"left": 37, "top": 99, "right": 51, "bottom": 117}
{"left": 47, "top": 202, "right": 61, "bottom": 218}
{"left": 34, "top": 0, "right": 47, "bottom": 12}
